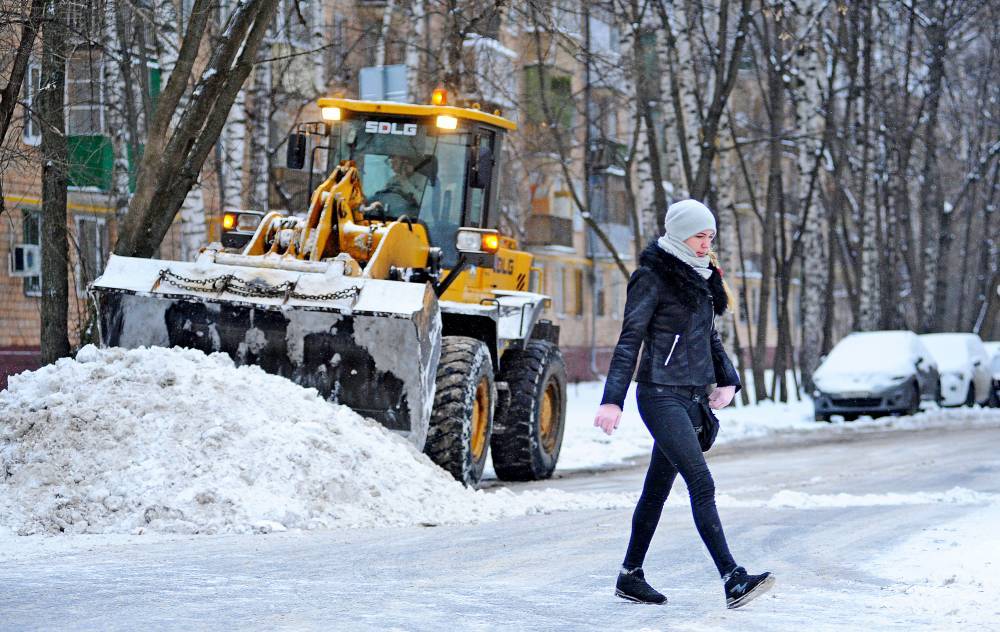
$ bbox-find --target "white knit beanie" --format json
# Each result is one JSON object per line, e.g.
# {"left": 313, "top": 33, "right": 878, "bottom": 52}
{"left": 664, "top": 199, "right": 717, "bottom": 240}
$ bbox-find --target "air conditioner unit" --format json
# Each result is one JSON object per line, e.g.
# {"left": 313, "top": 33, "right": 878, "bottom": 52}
{"left": 8, "top": 244, "right": 40, "bottom": 277}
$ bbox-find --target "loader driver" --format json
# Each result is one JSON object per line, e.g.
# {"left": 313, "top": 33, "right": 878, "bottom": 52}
{"left": 372, "top": 154, "right": 424, "bottom": 214}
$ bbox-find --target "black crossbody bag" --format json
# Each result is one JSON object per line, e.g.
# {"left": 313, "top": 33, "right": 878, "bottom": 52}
{"left": 695, "top": 400, "right": 720, "bottom": 452}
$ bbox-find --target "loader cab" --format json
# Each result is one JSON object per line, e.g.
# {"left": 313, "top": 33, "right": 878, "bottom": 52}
{"left": 305, "top": 97, "right": 513, "bottom": 268}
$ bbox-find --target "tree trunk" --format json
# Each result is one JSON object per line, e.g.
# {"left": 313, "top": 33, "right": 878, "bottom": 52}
{"left": 39, "top": 0, "right": 70, "bottom": 363}
{"left": 856, "top": 3, "right": 881, "bottom": 330}
{"left": 247, "top": 58, "right": 272, "bottom": 209}
{"left": 919, "top": 12, "right": 949, "bottom": 331}
{"left": 753, "top": 11, "right": 784, "bottom": 402}
{"left": 797, "top": 0, "right": 828, "bottom": 393}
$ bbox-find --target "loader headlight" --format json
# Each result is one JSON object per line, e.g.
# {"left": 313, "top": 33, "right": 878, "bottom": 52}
{"left": 456, "top": 230, "right": 482, "bottom": 252}
{"left": 436, "top": 115, "right": 458, "bottom": 130}
{"left": 223, "top": 211, "right": 264, "bottom": 232}
{"left": 322, "top": 107, "right": 342, "bottom": 121}
{"left": 456, "top": 228, "right": 500, "bottom": 254}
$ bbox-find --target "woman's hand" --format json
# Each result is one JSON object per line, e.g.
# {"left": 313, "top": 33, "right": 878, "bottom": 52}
{"left": 708, "top": 385, "right": 736, "bottom": 409}
{"left": 594, "top": 403, "right": 622, "bottom": 435}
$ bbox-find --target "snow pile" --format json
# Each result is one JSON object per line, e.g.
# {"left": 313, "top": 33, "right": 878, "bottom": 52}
{"left": 0, "top": 346, "right": 634, "bottom": 536}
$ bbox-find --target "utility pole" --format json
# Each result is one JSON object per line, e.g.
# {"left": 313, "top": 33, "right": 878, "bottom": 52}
{"left": 584, "top": 3, "right": 600, "bottom": 379}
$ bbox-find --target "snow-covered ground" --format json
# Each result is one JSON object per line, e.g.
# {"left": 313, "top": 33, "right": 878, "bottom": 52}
{"left": 3, "top": 422, "right": 999, "bottom": 630}
{"left": 556, "top": 379, "right": 999, "bottom": 472}
{"left": 3, "top": 346, "right": 1000, "bottom": 629}
{"left": 2, "top": 347, "right": 997, "bottom": 537}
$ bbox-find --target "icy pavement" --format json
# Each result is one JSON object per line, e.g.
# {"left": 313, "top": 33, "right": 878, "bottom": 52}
{"left": 2, "top": 423, "right": 998, "bottom": 630}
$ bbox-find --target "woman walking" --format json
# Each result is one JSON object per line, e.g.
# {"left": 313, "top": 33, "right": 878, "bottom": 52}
{"left": 594, "top": 199, "right": 775, "bottom": 609}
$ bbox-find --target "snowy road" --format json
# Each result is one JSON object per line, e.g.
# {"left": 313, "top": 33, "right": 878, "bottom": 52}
{"left": 3, "top": 423, "right": 999, "bottom": 631}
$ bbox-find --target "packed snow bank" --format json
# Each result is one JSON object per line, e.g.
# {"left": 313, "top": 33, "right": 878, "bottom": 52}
{"left": 557, "top": 380, "right": 1000, "bottom": 471}
{"left": 0, "top": 346, "right": 634, "bottom": 536}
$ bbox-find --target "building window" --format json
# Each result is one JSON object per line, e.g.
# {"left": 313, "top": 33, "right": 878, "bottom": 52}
{"left": 22, "top": 210, "right": 42, "bottom": 297}
{"left": 523, "top": 65, "right": 574, "bottom": 129}
{"left": 572, "top": 267, "right": 584, "bottom": 316}
{"left": 65, "top": 0, "right": 97, "bottom": 42}
{"left": 22, "top": 63, "right": 41, "bottom": 145}
{"left": 595, "top": 267, "right": 605, "bottom": 317}
{"left": 608, "top": 270, "right": 623, "bottom": 320}
{"left": 66, "top": 54, "right": 104, "bottom": 136}
{"left": 550, "top": 264, "right": 564, "bottom": 314}
{"left": 75, "top": 216, "right": 108, "bottom": 293}
{"left": 554, "top": 0, "right": 581, "bottom": 36}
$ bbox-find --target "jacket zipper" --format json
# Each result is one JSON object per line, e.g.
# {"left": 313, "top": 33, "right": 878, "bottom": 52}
{"left": 664, "top": 334, "right": 680, "bottom": 367}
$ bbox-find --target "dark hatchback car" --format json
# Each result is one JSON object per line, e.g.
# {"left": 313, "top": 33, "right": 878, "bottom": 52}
{"left": 811, "top": 331, "right": 940, "bottom": 422}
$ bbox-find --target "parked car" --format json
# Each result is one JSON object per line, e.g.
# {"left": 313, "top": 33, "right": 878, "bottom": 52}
{"left": 919, "top": 333, "right": 992, "bottom": 407}
{"left": 984, "top": 341, "right": 1000, "bottom": 407}
{"left": 812, "top": 331, "right": 939, "bottom": 422}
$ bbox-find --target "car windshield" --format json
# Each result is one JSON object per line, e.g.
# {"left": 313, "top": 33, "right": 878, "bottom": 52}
{"left": 335, "top": 118, "right": 469, "bottom": 264}
{"left": 818, "top": 332, "right": 915, "bottom": 375}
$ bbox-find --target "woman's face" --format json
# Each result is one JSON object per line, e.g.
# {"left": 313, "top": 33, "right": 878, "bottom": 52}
{"left": 684, "top": 230, "right": 715, "bottom": 257}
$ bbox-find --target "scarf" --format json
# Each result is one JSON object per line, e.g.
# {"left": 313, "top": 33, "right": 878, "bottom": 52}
{"left": 657, "top": 233, "right": 713, "bottom": 279}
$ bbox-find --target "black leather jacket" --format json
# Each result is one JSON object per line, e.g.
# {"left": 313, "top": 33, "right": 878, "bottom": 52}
{"left": 601, "top": 242, "right": 742, "bottom": 409}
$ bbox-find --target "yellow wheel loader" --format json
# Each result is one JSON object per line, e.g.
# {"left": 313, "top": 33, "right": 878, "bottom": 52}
{"left": 90, "top": 95, "right": 567, "bottom": 487}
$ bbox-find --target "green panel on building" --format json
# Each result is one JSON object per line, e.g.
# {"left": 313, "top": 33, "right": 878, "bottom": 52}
{"left": 67, "top": 135, "right": 113, "bottom": 190}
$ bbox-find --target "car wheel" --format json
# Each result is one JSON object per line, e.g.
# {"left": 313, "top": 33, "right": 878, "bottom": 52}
{"left": 908, "top": 383, "right": 921, "bottom": 416}
{"left": 964, "top": 383, "right": 975, "bottom": 408}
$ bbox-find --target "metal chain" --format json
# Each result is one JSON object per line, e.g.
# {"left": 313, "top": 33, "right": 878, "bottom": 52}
{"left": 157, "top": 269, "right": 360, "bottom": 302}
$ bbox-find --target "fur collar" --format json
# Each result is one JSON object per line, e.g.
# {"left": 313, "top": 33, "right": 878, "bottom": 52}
{"left": 638, "top": 240, "right": 728, "bottom": 316}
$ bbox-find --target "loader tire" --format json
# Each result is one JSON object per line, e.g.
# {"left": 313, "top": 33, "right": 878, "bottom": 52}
{"left": 491, "top": 340, "right": 567, "bottom": 481}
{"left": 424, "top": 336, "right": 495, "bottom": 487}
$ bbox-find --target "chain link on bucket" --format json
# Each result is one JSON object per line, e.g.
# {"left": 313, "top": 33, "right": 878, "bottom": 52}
{"left": 157, "top": 269, "right": 361, "bottom": 302}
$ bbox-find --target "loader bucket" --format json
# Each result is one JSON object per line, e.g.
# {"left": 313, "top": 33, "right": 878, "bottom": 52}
{"left": 89, "top": 254, "right": 441, "bottom": 449}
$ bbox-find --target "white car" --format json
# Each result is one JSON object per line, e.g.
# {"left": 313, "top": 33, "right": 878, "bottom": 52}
{"left": 919, "top": 333, "right": 992, "bottom": 407}
{"left": 812, "top": 331, "right": 940, "bottom": 421}
{"left": 985, "top": 341, "right": 1000, "bottom": 407}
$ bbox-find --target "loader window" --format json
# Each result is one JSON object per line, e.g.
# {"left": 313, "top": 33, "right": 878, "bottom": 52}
{"left": 339, "top": 117, "right": 473, "bottom": 267}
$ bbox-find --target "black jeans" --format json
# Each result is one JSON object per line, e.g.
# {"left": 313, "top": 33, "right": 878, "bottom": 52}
{"left": 622, "top": 382, "right": 738, "bottom": 577}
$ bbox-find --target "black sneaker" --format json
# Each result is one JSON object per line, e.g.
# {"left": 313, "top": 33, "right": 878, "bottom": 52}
{"left": 723, "top": 566, "right": 775, "bottom": 609}
{"left": 615, "top": 568, "right": 667, "bottom": 604}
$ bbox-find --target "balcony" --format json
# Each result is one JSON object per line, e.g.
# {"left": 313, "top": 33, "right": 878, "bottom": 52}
{"left": 462, "top": 35, "right": 517, "bottom": 110}
{"left": 524, "top": 214, "right": 574, "bottom": 249}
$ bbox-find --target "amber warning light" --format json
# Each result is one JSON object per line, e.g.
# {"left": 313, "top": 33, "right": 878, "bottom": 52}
{"left": 481, "top": 233, "right": 500, "bottom": 253}
{"left": 222, "top": 213, "right": 237, "bottom": 230}
{"left": 431, "top": 88, "right": 447, "bottom": 106}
